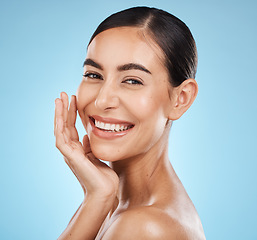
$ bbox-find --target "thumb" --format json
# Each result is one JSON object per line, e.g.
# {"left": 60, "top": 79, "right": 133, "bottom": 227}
{"left": 83, "top": 135, "right": 91, "bottom": 154}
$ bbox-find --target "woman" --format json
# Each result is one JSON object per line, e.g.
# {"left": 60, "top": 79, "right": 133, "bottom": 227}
{"left": 54, "top": 6, "right": 206, "bottom": 240}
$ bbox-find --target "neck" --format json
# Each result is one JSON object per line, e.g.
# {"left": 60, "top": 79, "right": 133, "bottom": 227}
{"left": 110, "top": 130, "right": 172, "bottom": 209}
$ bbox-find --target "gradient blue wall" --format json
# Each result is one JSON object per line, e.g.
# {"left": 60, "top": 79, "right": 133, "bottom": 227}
{"left": 1, "top": 0, "right": 256, "bottom": 239}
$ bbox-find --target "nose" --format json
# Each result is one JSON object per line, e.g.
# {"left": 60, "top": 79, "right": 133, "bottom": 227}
{"left": 95, "top": 81, "right": 119, "bottom": 111}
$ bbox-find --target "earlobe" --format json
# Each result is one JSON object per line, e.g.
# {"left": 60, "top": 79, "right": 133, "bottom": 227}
{"left": 168, "top": 79, "right": 198, "bottom": 120}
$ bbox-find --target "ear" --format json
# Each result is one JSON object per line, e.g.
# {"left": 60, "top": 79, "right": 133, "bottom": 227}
{"left": 168, "top": 78, "right": 198, "bottom": 120}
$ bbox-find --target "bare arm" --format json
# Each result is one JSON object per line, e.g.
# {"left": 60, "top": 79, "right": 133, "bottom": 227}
{"left": 54, "top": 92, "right": 119, "bottom": 240}
{"left": 58, "top": 197, "right": 113, "bottom": 240}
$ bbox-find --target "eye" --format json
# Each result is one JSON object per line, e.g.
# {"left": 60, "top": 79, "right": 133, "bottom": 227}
{"left": 123, "top": 79, "right": 143, "bottom": 85}
{"left": 83, "top": 72, "right": 103, "bottom": 80}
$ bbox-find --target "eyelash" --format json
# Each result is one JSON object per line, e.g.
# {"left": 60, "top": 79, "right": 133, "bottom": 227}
{"left": 123, "top": 79, "right": 143, "bottom": 85}
{"left": 83, "top": 73, "right": 143, "bottom": 85}
{"left": 83, "top": 73, "right": 103, "bottom": 80}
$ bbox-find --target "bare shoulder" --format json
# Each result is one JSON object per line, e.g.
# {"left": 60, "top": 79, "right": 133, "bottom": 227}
{"left": 101, "top": 206, "right": 205, "bottom": 240}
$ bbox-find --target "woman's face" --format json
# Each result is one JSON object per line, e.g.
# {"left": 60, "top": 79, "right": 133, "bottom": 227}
{"left": 76, "top": 27, "right": 175, "bottom": 162}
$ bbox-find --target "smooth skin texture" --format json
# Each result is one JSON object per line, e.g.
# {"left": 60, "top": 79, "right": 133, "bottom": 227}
{"left": 54, "top": 27, "right": 205, "bottom": 239}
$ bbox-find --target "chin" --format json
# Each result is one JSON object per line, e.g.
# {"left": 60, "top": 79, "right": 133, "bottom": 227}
{"left": 90, "top": 142, "right": 125, "bottom": 162}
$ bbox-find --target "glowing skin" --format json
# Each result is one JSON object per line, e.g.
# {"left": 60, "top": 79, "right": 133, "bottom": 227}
{"left": 76, "top": 27, "right": 174, "bottom": 162}
{"left": 55, "top": 26, "right": 204, "bottom": 240}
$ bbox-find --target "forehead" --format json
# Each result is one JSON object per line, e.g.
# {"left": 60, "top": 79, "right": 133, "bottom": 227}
{"left": 87, "top": 27, "right": 166, "bottom": 72}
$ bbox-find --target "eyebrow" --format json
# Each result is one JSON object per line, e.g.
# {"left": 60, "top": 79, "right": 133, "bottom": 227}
{"left": 117, "top": 63, "right": 151, "bottom": 74}
{"left": 83, "top": 58, "right": 151, "bottom": 74}
{"left": 83, "top": 58, "right": 103, "bottom": 70}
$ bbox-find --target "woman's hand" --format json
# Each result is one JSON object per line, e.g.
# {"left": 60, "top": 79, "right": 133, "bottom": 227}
{"left": 54, "top": 92, "right": 119, "bottom": 202}
{"left": 54, "top": 92, "right": 119, "bottom": 239}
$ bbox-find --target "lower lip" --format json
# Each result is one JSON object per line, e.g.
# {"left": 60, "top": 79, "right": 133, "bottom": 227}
{"left": 89, "top": 119, "right": 134, "bottom": 140}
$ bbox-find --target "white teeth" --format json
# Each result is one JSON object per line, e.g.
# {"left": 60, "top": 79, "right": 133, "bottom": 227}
{"left": 105, "top": 123, "right": 111, "bottom": 130}
{"left": 94, "top": 120, "right": 132, "bottom": 132}
{"left": 100, "top": 121, "right": 104, "bottom": 129}
{"left": 114, "top": 124, "right": 120, "bottom": 132}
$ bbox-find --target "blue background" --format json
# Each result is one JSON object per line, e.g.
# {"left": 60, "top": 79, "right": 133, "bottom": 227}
{"left": 1, "top": 0, "right": 256, "bottom": 239}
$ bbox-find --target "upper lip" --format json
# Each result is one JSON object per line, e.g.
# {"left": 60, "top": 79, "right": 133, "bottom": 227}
{"left": 90, "top": 115, "right": 134, "bottom": 126}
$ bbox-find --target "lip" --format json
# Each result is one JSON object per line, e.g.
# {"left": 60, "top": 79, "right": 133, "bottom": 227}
{"left": 89, "top": 115, "right": 135, "bottom": 140}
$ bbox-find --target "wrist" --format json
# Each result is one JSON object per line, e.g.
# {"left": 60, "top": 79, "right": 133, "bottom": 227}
{"left": 83, "top": 192, "right": 116, "bottom": 209}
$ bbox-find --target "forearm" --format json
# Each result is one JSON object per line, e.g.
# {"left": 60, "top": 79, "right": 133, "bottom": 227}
{"left": 58, "top": 196, "right": 114, "bottom": 240}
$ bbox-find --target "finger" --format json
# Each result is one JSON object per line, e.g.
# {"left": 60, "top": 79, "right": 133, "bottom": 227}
{"left": 87, "top": 152, "right": 102, "bottom": 166}
{"left": 55, "top": 115, "right": 66, "bottom": 149}
{"left": 55, "top": 99, "right": 71, "bottom": 145}
{"left": 83, "top": 135, "right": 91, "bottom": 154}
{"left": 61, "top": 92, "right": 69, "bottom": 128}
{"left": 55, "top": 115, "right": 73, "bottom": 155}
{"left": 54, "top": 98, "right": 63, "bottom": 136}
{"left": 68, "top": 95, "right": 77, "bottom": 126}
{"left": 67, "top": 95, "right": 79, "bottom": 141}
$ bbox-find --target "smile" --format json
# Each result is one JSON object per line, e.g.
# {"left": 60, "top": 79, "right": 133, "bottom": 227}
{"left": 94, "top": 120, "right": 134, "bottom": 132}
{"left": 89, "top": 115, "right": 135, "bottom": 139}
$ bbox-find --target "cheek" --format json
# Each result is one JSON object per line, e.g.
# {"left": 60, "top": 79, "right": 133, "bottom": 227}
{"left": 128, "top": 90, "right": 169, "bottom": 143}
{"left": 127, "top": 90, "right": 165, "bottom": 122}
{"left": 77, "top": 82, "right": 102, "bottom": 108}
{"left": 76, "top": 82, "right": 96, "bottom": 126}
